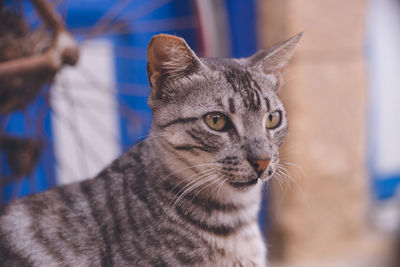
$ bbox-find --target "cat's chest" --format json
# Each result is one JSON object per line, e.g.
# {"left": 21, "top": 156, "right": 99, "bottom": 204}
{"left": 205, "top": 223, "right": 267, "bottom": 267}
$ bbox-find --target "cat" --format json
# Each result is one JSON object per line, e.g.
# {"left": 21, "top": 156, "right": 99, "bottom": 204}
{"left": 0, "top": 32, "right": 301, "bottom": 267}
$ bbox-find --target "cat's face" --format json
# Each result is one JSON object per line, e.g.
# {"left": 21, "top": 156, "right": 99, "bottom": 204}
{"left": 147, "top": 34, "right": 301, "bottom": 192}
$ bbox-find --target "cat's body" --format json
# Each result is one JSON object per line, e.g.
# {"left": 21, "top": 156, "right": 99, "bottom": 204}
{"left": 0, "top": 140, "right": 265, "bottom": 267}
{"left": 0, "top": 33, "right": 301, "bottom": 267}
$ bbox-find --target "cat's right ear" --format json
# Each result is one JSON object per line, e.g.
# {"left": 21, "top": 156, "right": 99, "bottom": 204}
{"left": 147, "top": 34, "right": 204, "bottom": 106}
{"left": 249, "top": 32, "right": 303, "bottom": 75}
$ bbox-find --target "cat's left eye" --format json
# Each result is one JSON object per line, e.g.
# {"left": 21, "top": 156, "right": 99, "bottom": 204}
{"left": 266, "top": 111, "right": 281, "bottom": 129}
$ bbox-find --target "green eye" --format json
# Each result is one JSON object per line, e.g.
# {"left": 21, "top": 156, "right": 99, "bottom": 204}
{"left": 204, "top": 113, "right": 227, "bottom": 131}
{"left": 266, "top": 111, "right": 281, "bottom": 129}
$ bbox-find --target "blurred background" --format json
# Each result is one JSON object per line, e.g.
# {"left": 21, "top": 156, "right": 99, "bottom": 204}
{"left": 0, "top": 0, "right": 400, "bottom": 266}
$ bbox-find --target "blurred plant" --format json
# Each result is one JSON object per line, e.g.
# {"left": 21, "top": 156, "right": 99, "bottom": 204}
{"left": 0, "top": 135, "right": 42, "bottom": 183}
{"left": 0, "top": 0, "right": 78, "bottom": 188}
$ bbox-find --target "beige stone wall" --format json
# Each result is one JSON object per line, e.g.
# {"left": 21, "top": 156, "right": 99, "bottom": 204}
{"left": 258, "top": 0, "right": 395, "bottom": 266}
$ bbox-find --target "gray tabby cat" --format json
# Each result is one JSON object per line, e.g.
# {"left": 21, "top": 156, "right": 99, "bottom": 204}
{"left": 0, "top": 33, "right": 301, "bottom": 267}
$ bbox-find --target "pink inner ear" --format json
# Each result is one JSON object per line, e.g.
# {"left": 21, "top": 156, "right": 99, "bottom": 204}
{"left": 147, "top": 34, "right": 196, "bottom": 80}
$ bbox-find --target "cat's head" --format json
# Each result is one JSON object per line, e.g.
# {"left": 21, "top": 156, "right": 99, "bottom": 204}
{"left": 146, "top": 33, "right": 301, "bottom": 194}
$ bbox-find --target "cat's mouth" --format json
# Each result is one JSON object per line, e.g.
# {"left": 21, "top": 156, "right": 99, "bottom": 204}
{"left": 228, "top": 178, "right": 259, "bottom": 188}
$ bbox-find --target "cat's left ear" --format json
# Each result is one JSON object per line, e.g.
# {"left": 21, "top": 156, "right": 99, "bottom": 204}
{"left": 249, "top": 32, "right": 303, "bottom": 75}
{"left": 147, "top": 34, "right": 205, "bottom": 100}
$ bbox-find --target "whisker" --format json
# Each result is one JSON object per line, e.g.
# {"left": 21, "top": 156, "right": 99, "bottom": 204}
{"left": 270, "top": 171, "right": 284, "bottom": 193}
{"left": 280, "top": 161, "right": 307, "bottom": 180}
{"left": 156, "top": 163, "right": 219, "bottom": 185}
{"left": 275, "top": 169, "right": 291, "bottom": 197}
{"left": 215, "top": 177, "right": 230, "bottom": 199}
{"left": 277, "top": 165, "right": 299, "bottom": 187}
{"left": 209, "top": 174, "right": 227, "bottom": 196}
{"left": 188, "top": 175, "right": 223, "bottom": 205}
{"left": 269, "top": 172, "right": 289, "bottom": 211}
{"left": 276, "top": 168, "right": 292, "bottom": 189}
{"left": 169, "top": 168, "right": 217, "bottom": 197}
{"left": 172, "top": 173, "right": 218, "bottom": 209}
{"left": 171, "top": 171, "right": 218, "bottom": 205}
{"left": 276, "top": 165, "right": 310, "bottom": 207}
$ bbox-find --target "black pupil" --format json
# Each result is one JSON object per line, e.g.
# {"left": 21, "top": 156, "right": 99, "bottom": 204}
{"left": 268, "top": 114, "right": 273, "bottom": 122}
{"left": 212, "top": 115, "right": 219, "bottom": 124}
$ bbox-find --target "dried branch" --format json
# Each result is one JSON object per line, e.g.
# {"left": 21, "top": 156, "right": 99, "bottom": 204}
{"left": 0, "top": 0, "right": 78, "bottom": 82}
{"left": 30, "top": 0, "right": 65, "bottom": 32}
{"left": 0, "top": 31, "right": 78, "bottom": 79}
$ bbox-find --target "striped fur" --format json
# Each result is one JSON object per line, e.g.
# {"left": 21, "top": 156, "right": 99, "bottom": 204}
{"left": 0, "top": 33, "right": 301, "bottom": 266}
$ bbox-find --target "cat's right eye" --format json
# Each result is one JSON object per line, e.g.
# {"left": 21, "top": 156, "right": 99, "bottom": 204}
{"left": 204, "top": 112, "right": 230, "bottom": 131}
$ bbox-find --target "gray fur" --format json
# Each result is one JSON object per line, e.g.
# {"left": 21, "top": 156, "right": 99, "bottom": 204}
{"left": 0, "top": 33, "right": 301, "bottom": 267}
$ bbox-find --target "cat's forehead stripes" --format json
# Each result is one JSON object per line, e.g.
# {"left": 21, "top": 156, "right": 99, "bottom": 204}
{"left": 264, "top": 98, "right": 270, "bottom": 112}
{"left": 223, "top": 67, "right": 263, "bottom": 111}
{"left": 228, "top": 98, "right": 236, "bottom": 114}
{"left": 216, "top": 98, "right": 225, "bottom": 110}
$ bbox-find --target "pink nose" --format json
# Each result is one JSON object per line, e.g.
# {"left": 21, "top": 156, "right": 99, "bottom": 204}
{"left": 248, "top": 159, "right": 271, "bottom": 175}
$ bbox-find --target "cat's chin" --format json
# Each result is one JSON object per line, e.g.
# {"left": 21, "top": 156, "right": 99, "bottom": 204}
{"left": 228, "top": 178, "right": 259, "bottom": 188}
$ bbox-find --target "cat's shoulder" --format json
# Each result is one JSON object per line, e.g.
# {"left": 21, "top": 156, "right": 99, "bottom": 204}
{"left": 0, "top": 143, "right": 143, "bottom": 233}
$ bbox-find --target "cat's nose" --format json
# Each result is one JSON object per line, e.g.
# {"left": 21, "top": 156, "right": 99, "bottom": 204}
{"left": 248, "top": 158, "right": 271, "bottom": 176}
